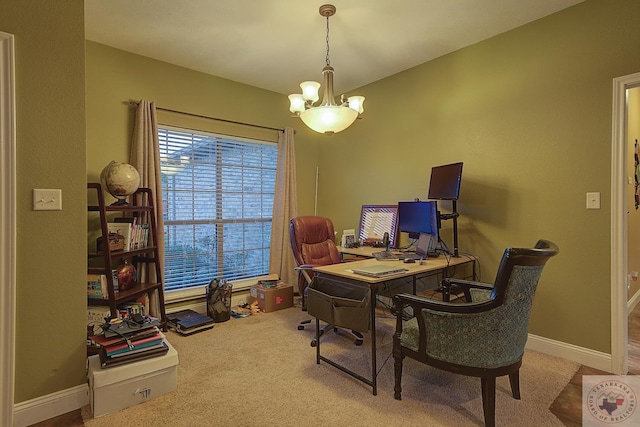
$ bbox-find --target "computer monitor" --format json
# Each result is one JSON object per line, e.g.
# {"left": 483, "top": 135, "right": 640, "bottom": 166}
{"left": 428, "top": 162, "right": 463, "bottom": 200}
{"left": 397, "top": 201, "right": 439, "bottom": 242}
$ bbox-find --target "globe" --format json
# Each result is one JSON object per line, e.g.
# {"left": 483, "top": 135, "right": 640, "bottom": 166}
{"left": 100, "top": 161, "right": 141, "bottom": 205}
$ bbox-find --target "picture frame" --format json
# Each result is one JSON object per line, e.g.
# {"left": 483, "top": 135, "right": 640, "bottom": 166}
{"left": 358, "top": 205, "right": 399, "bottom": 247}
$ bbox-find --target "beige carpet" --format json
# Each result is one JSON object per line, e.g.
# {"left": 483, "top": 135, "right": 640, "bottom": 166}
{"left": 83, "top": 304, "right": 580, "bottom": 426}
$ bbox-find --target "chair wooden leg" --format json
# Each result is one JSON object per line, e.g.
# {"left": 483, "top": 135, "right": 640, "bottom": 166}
{"left": 481, "top": 377, "right": 496, "bottom": 427}
{"left": 509, "top": 371, "right": 521, "bottom": 400}
{"left": 393, "top": 347, "right": 404, "bottom": 400}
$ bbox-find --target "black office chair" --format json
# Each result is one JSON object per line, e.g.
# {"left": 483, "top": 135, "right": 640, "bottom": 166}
{"left": 289, "top": 216, "right": 363, "bottom": 346}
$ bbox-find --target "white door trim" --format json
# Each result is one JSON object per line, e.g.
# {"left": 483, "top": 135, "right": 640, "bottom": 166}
{"left": 611, "top": 71, "right": 640, "bottom": 375}
{"left": 0, "top": 31, "right": 16, "bottom": 427}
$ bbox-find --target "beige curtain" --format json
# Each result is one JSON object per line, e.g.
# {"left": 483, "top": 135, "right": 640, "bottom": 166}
{"left": 269, "top": 127, "right": 298, "bottom": 287}
{"left": 129, "top": 100, "right": 164, "bottom": 316}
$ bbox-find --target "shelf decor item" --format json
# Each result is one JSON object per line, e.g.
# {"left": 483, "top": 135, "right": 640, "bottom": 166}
{"left": 117, "top": 259, "right": 137, "bottom": 291}
{"left": 100, "top": 160, "right": 141, "bottom": 206}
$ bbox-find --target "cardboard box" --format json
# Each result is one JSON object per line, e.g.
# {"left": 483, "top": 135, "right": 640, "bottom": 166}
{"left": 249, "top": 283, "right": 294, "bottom": 312}
{"left": 88, "top": 339, "right": 178, "bottom": 418}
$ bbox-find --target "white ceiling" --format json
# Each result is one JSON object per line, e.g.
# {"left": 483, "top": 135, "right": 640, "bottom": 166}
{"left": 85, "top": 0, "right": 584, "bottom": 96}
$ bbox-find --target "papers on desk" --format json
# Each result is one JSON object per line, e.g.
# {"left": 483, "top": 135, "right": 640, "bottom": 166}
{"left": 350, "top": 264, "right": 408, "bottom": 277}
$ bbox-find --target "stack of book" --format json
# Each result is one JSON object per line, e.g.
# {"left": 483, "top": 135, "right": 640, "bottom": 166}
{"left": 167, "top": 309, "right": 215, "bottom": 335}
{"left": 90, "top": 319, "right": 169, "bottom": 368}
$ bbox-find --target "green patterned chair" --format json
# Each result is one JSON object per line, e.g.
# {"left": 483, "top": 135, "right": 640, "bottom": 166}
{"left": 392, "top": 240, "right": 559, "bottom": 427}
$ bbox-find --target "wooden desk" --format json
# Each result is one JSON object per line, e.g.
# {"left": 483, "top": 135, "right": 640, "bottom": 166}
{"left": 337, "top": 245, "right": 382, "bottom": 258}
{"left": 312, "top": 255, "right": 473, "bottom": 395}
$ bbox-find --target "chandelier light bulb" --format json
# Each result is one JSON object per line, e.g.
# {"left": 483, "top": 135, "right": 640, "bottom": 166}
{"left": 300, "top": 81, "right": 321, "bottom": 103}
{"left": 288, "top": 94, "right": 305, "bottom": 114}
{"left": 347, "top": 96, "right": 365, "bottom": 114}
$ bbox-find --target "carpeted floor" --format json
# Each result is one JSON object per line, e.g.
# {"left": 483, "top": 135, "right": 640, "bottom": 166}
{"left": 83, "top": 305, "right": 580, "bottom": 426}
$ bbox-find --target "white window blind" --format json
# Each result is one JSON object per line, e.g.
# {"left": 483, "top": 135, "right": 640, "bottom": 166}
{"left": 159, "top": 126, "right": 277, "bottom": 292}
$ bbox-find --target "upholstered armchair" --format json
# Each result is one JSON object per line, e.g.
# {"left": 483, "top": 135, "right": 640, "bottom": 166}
{"left": 392, "top": 240, "right": 559, "bottom": 427}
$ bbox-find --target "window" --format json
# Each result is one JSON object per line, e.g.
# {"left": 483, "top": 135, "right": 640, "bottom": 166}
{"left": 158, "top": 126, "right": 277, "bottom": 292}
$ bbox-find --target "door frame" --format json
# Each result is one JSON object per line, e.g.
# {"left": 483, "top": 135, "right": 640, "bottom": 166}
{"left": 0, "top": 31, "right": 16, "bottom": 426}
{"left": 611, "top": 71, "right": 640, "bottom": 375}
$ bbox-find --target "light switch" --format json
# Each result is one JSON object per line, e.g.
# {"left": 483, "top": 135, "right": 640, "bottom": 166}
{"left": 33, "top": 189, "right": 62, "bottom": 211}
{"left": 586, "top": 192, "right": 600, "bottom": 210}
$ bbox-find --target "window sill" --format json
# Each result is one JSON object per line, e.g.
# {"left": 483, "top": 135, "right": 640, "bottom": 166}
{"left": 165, "top": 277, "right": 259, "bottom": 304}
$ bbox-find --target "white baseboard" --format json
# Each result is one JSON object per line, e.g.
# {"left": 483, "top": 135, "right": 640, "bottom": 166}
{"left": 526, "top": 333, "right": 612, "bottom": 373}
{"left": 166, "top": 290, "right": 250, "bottom": 315}
{"left": 13, "top": 384, "right": 89, "bottom": 427}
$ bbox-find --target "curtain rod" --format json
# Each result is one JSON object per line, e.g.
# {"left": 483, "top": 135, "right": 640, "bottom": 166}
{"left": 127, "top": 101, "right": 284, "bottom": 133}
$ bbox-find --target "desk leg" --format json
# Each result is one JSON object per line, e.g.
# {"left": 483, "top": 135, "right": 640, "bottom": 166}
{"left": 315, "top": 317, "right": 321, "bottom": 364}
{"left": 371, "top": 287, "right": 377, "bottom": 396}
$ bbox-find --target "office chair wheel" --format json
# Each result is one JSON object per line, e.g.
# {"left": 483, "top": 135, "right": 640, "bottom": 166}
{"left": 352, "top": 330, "right": 364, "bottom": 346}
{"left": 298, "top": 319, "right": 312, "bottom": 330}
{"left": 310, "top": 339, "right": 318, "bottom": 347}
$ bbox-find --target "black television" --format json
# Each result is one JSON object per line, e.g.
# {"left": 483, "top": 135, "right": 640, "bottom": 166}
{"left": 428, "top": 162, "right": 463, "bottom": 200}
{"left": 397, "top": 201, "right": 439, "bottom": 241}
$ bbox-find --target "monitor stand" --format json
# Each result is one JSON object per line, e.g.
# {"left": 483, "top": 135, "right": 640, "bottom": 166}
{"left": 438, "top": 200, "right": 459, "bottom": 257}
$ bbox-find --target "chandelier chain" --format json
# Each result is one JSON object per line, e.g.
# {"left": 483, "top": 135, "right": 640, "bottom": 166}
{"left": 325, "top": 15, "right": 330, "bottom": 66}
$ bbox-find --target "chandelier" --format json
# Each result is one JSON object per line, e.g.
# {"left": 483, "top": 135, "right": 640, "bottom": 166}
{"left": 288, "top": 4, "right": 365, "bottom": 135}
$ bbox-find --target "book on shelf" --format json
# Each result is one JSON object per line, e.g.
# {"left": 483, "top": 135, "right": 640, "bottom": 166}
{"left": 87, "top": 274, "right": 105, "bottom": 298}
{"left": 87, "top": 271, "right": 118, "bottom": 299}
{"left": 87, "top": 306, "right": 111, "bottom": 324}
{"left": 113, "top": 217, "right": 150, "bottom": 250}
{"left": 167, "top": 309, "right": 214, "bottom": 336}
{"left": 108, "top": 221, "right": 132, "bottom": 251}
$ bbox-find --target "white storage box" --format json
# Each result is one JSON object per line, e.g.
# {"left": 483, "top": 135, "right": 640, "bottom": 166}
{"left": 88, "top": 339, "right": 179, "bottom": 418}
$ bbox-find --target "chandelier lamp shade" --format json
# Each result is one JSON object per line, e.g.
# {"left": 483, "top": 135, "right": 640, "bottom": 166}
{"left": 288, "top": 4, "right": 365, "bottom": 135}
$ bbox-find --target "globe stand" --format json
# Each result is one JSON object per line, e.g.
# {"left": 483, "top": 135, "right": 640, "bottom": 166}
{"left": 110, "top": 196, "right": 130, "bottom": 206}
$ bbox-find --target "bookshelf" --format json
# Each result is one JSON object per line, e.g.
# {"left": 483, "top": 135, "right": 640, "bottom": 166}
{"left": 87, "top": 183, "right": 167, "bottom": 328}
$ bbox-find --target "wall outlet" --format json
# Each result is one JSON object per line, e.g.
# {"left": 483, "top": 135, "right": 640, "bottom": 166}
{"left": 586, "top": 192, "right": 600, "bottom": 209}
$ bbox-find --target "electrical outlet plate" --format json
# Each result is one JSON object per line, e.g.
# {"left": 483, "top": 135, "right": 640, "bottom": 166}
{"left": 586, "top": 192, "right": 600, "bottom": 209}
{"left": 33, "top": 189, "right": 62, "bottom": 211}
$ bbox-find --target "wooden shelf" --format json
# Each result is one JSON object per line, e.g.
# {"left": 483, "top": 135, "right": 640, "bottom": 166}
{"left": 87, "top": 282, "right": 163, "bottom": 305}
{"left": 87, "top": 183, "right": 167, "bottom": 328}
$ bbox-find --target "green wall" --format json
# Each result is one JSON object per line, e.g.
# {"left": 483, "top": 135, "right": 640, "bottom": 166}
{"left": 315, "top": 0, "right": 640, "bottom": 353}
{"left": 1, "top": 1, "right": 87, "bottom": 403}
{"left": 85, "top": 41, "right": 321, "bottom": 212}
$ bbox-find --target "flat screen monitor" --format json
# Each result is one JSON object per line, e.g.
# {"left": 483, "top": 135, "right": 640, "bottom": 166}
{"left": 428, "top": 162, "right": 463, "bottom": 200}
{"left": 397, "top": 201, "right": 439, "bottom": 241}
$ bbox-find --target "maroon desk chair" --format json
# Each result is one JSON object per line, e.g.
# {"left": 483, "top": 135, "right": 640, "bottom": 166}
{"left": 289, "top": 216, "right": 363, "bottom": 346}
